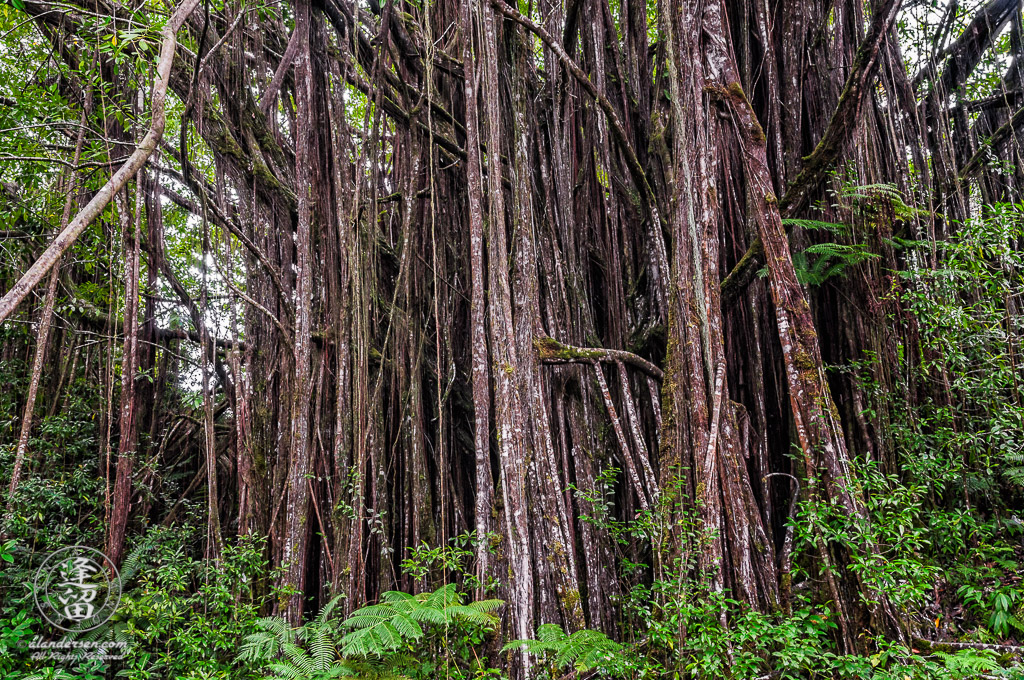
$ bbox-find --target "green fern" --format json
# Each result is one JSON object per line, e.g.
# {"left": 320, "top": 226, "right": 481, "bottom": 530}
{"left": 1004, "top": 467, "right": 1024, "bottom": 487}
{"left": 841, "top": 182, "right": 934, "bottom": 222}
{"left": 503, "top": 623, "right": 622, "bottom": 673}
{"left": 340, "top": 583, "right": 501, "bottom": 658}
{"left": 793, "top": 242, "right": 879, "bottom": 286}
{"left": 238, "top": 596, "right": 351, "bottom": 679}
{"left": 237, "top": 616, "right": 296, "bottom": 665}
{"left": 842, "top": 182, "right": 905, "bottom": 202}
{"left": 1003, "top": 451, "right": 1024, "bottom": 488}
{"left": 237, "top": 586, "right": 502, "bottom": 679}
{"left": 933, "top": 649, "right": 1002, "bottom": 674}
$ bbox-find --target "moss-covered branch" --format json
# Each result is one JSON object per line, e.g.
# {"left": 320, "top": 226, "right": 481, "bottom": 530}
{"left": 534, "top": 337, "right": 664, "bottom": 380}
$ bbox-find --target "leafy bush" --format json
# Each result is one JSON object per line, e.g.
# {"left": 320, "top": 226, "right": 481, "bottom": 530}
{"left": 113, "top": 528, "right": 269, "bottom": 680}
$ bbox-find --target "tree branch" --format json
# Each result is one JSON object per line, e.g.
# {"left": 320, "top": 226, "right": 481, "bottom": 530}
{"left": 0, "top": 0, "right": 202, "bottom": 326}
{"left": 719, "top": 0, "right": 902, "bottom": 306}
{"left": 534, "top": 337, "right": 664, "bottom": 380}
{"left": 959, "top": 104, "right": 1024, "bottom": 178}
{"left": 258, "top": 25, "right": 302, "bottom": 114}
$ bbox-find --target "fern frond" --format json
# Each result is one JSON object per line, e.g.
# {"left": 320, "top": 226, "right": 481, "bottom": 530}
{"left": 238, "top": 630, "right": 283, "bottom": 662}
{"left": 1003, "top": 466, "right": 1024, "bottom": 488}
{"left": 339, "top": 626, "right": 374, "bottom": 657}
{"left": 468, "top": 598, "right": 504, "bottom": 614}
{"left": 256, "top": 614, "right": 296, "bottom": 639}
{"left": 554, "top": 629, "right": 621, "bottom": 669}
{"left": 505, "top": 624, "right": 621, "bottom": 673}
{"left": 380, "top": 590, "right": 418, "bottom": 605}
{"left": 502, "top": 639, "right": 559, "bottom": 655}
{"left": 314, "top": 594, "right": 348, "bottom": 626}
{"left": 425, "top": 583, "right": 460, "bottom": 609}
{"left": 266, "top": 661, "right": 306, "bottom": 679}
{"left": 389, "top": 612, "right": 424, "bottom": 640}
{"left": 843, "top": 182, "right": 903, "bottom": 201}
{"left": 310, "top": 626, "right": 337, "bottom": 671}
{"left": 376, "top": 621, "right": 405, "bottom": 651}
{"left": 934, "top": 650, "right": 1000, "bottom": 673}
{"left": 409, "top": 603, "right": 448, "bottom": 625}
{"left": 337, "top": 585, "right": 501, "bottom": 660}
{"left": 281, "top": 641, "right": 315, "bottom": 674}
{"left": 446, "top": 604, "right": 497, "bottom": 626}
{"left": 340, "top": 623, "right": 405, "bottom": 657}
{"left": 344, "top": 604, "right": 400, "bottom": 629}
{"left": 537, "top": 623, "right": 567, "bottom": 642}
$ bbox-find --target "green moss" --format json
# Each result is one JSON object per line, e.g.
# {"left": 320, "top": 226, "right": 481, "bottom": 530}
{"left": 725, "top": 82, "right": 766, "bottom": 143}
{"left": 726, "top": 81, "right": 746, "bottom": 101}
{"left": 794, "top": 349, "right": 816, "bottom": 373}
{"left": 533, "top": 337, "right": 602, "bottom": 361}
{"left": 560, "top": 587, "right": 581, "bottom": 614}
{"left": 205, "top": 110, "right": 247, "bottom": 163}
{"left": 750, "top": 121, "right": 767, "bottom": 144}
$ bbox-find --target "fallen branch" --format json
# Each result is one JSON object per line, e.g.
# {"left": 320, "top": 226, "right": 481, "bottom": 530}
{"left": 0, "top": 0, "right": 202, "bottom": 326}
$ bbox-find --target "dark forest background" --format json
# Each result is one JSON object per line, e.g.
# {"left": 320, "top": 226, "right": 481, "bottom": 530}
{"left": 2, "top": 0, "right": 1024, "bottom": 677}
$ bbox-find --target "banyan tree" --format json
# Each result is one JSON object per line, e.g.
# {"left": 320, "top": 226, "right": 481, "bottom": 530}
{"left": 1, "top": 0, "right": 1023, "bottom": 671}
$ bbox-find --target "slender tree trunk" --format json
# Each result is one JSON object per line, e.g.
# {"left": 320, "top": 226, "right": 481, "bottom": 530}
{"left": 5, "top": 268, "right": 59, "bottom": 510}
{"left": 106, "top": 189, "right": 142, "bottom": 567}
{"left": 5, "top": 105, "right": 91, "bottom": 516}
{"left": 281, "top": 0, "right": 316, "bottom": 624}
{"left": 460, "top": 0, "right": 494, "bottom": 600}
{"left": 480, "top": 3, "right": 535, "bottom": 665}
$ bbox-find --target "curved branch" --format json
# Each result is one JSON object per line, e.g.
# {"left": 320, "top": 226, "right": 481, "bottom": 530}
{"left": 933, "top": 0, "right": 1019, "bottom": 97}
{"left": 0, "top": 0, "right": 202, "bottom": 326}
{"left": 534, "top": 337, "right": 664, "bottom": 380}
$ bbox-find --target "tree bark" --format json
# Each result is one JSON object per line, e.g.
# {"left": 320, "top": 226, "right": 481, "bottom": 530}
{"left": 281, "top": 0, "right": 316, "bottom": 624}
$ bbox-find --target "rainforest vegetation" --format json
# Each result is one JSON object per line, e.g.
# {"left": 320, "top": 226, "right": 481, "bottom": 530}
{"left": 2, "top": 0, "right": 1024, "bottom": 676}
